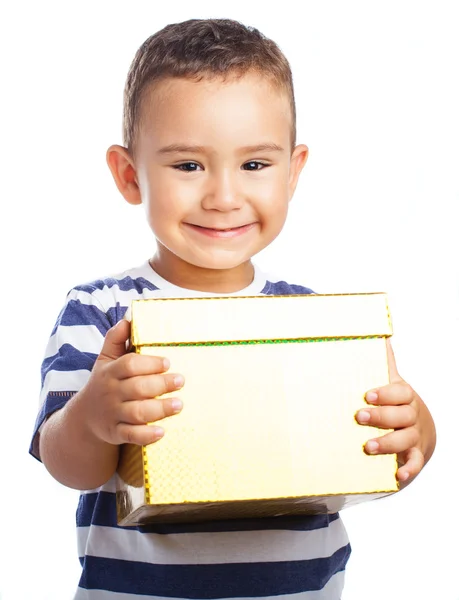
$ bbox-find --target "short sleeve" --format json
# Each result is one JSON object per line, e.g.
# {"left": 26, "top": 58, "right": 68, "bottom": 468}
{"left": 29, "top": 287, "right": 114, "bottom": 461}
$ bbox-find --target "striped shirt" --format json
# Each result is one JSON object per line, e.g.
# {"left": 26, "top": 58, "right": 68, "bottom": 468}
{"left": 30, "top": 261, "right": 351, "bottom": 599}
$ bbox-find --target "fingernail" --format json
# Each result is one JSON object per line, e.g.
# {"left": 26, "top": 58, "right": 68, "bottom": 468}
{"left": 171, "top": 398, "right": 183, "bottom": 413}
{"left": 366, "top": 440, "right": 379, "bottom": 454}
{"left": 162, "top": 358, "right": 170, "bottom": 370}
{"left": 366, "top": 391, "right": 379, "bottom": 403}
{"left": 152, "top": 426, "right": 164, "bottom": 438}
{"left": 174, "top": 375, "right": 184, "bottom": 388}
{"left": 357, "top": 410, "right": 371, "bottom": 423}
{"left": 399, "top": 470, "right": 410, "bottom": 481}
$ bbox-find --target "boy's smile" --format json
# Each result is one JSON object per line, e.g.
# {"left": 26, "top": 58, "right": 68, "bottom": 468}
{"left": 108, "top": 73, "right": 308, "bottom": 292}
{"left": 183, "top": 222, "right": 257, "bottom": 239}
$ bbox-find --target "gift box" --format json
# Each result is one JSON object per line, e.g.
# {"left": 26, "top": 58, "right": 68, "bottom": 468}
{"left": 116, "top": 293, "right": 398, "bottom": 525}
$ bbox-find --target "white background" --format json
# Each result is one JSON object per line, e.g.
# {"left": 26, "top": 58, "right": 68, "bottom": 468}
{"left": 0, "top": 1, "right": 458, "bottom": 598}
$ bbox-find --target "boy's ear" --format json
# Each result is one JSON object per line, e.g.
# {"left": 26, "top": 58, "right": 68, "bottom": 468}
{"left": 288, "top": 144, "right": 309, "bottom": 200}
{"left": 106, "top": 145, "right": 142, "bottom": 206}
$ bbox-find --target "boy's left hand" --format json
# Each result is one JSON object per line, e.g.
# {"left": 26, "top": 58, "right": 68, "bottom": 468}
{"left": 356, "top": 339, "right": 436, "bottom": 485}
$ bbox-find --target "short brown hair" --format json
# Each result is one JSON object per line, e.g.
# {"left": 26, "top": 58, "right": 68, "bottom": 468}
{"left": 123, "top": 19, "right": 296, "bottom": 154}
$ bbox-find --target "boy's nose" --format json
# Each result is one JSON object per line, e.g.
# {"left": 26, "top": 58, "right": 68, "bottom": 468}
{"left": 201, "top": 171, "right": 243, "bottom": 212}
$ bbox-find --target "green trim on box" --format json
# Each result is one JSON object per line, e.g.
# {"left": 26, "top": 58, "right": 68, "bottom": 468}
{"left": 138, "top": 335, "right": 382, "bottom": 348}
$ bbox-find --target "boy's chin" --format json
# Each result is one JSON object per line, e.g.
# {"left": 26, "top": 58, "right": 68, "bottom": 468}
{"left": 186, "top": 254, "right": 253, "bottom": 272}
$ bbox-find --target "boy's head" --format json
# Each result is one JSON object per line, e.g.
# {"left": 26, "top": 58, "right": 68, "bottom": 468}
{"left": 107, "top": 19, "right": 308, "bottom": 291}
{"left": 123, "top": 19, "right": 297, "bottom": 157}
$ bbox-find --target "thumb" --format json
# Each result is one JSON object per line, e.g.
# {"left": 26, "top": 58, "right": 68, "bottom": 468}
{"left": 385, "top": 338, "right": 403, "bottom": 383}
{"left": 98, "top": 319, "right": 131, "bottom": 361}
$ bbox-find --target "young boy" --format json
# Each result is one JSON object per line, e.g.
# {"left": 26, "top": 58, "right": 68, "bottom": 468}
{"left": 30, "top": 18, "right": 436, "bottom": 599}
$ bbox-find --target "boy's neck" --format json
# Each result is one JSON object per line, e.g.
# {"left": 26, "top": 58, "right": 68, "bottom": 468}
{"left": 149, "top": 251, "right": 255, "bottom": 293}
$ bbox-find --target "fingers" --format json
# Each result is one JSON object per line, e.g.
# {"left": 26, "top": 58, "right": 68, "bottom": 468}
{"left": 358, "top": 377, "right": 425, "bottom": 484}
{"left": 356, "top": 404, "right": 417, "bottom": 429}
{"left": 115, "top": 353, "right": 171, "bottom": 379}
{"left": 120, "top": 371, "right": 184, "bottom": 401}
{"left": 114, "top": 394, "right": 184, "bottom": 446}
{"left": 363, "top": 426, "right": 420, "bottom": 456}
{"left": 116, "top": 423, "right": 166, "bottom": 446}
{"left": 117, "top": 396, "right": 183, "bottom": 425}
{"left": 396, "top": 447, "right": 425, "bottom": 482}
{"left": 365, "top": 382, "right": 415, "bottom": 406}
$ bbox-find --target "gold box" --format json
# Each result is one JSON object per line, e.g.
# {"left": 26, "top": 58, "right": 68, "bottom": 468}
{"left": 116, "top": 293, "right": 399, "bottom": 525}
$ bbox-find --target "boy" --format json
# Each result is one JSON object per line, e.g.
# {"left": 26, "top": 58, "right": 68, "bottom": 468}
{"left": 30, "top": 18, "right": 436, "bottom": 599}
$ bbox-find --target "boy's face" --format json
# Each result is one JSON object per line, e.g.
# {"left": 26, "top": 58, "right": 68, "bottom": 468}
{"left": 109, "top": 73, "right": 307, "bottom": 290}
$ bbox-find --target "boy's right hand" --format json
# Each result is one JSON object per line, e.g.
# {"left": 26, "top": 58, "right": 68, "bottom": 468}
{"left": 81, "top": 319, "right": 184, "bottom": 447}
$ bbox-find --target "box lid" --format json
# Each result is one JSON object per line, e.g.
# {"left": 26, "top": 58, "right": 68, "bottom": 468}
{"left": 132, "top": 293, "right": 392, "bottom": 346}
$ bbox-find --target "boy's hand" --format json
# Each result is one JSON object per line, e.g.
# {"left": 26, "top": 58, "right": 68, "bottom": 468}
{"left": 355, "top": 339, "right": 435, "bottom": 484}
{"left": 81, "top": 319, "right": 184, "bottom": 446}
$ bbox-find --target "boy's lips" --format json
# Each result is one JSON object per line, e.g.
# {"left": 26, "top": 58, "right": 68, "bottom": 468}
{"left": 184, "top": 222, "right": 257, "bottom": 239}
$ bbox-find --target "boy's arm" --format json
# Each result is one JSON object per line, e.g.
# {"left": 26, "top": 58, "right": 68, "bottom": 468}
{"left": 39, "top": 390, "right": 120, "bottom": 490}
{"left": 38, "top": 321, "right": 131, "bottom": 490}
{"left": 39, "top": 320, "right": 184, "bottom": 490}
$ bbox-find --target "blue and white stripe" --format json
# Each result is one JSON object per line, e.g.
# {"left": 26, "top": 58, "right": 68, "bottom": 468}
{"left": 30, "top": 261, "right": 349, "bottom": 599}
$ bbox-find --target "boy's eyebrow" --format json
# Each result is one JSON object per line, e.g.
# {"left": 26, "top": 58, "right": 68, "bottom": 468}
{"left": 239, "top": 143, "right": 285, "bottom": 154}
{"left": 157, "top": 143, "right": 285, "bottom": 155}
{"left": 157, "top": 144, "right": 208, "bottom": 155}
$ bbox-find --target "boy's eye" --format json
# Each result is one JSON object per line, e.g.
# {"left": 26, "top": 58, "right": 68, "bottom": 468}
{"left": 242, "top": 161, "right": 267, "bottom": 171}
{"left": 174, "top": 162, "right": 201, "bottom": 172}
